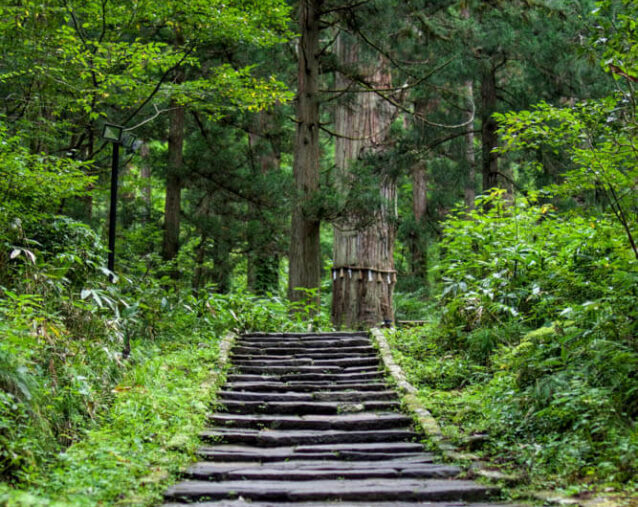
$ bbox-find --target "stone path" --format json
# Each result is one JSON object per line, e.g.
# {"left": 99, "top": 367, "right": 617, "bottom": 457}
{"left": 164, "top": 332, "right": 500, "bottom": 505}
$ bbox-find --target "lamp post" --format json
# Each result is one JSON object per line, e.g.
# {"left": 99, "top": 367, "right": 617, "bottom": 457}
{"left": 101, "top": 123, "right": 141, "bottom": 280}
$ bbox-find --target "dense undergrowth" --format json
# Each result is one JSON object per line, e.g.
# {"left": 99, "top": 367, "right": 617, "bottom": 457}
{"left": 389, "top": 192, "right": 637, "bottom": 496}
{"left": 0, "top": 146, "right": 330, "bottom": 503}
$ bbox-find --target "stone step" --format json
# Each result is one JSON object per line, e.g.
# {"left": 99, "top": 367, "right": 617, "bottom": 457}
{"left": 197, "top": 443, "right": 432, "bottom": 462}
{"left": 219, "top": 399, "right": 400, "bottom": 415}
{"left": 235, "top": 338, "right": 372, "bottom": 348}
{"left": 226, "top": 371, "right": 384, "bottom": 383}
{"left": 218, "top": 390, "right": 398, "bottom": 403}
{"left": 200, "top": 427, "right": 418, "bottom": 447}
{"left": 233, "top": 365, "right": 347, "bottom": 375}
{"left": 233, "top": 345, "right": 377, "bottom": 356}
{"left": 232, "top": 352, "right": 378, "bottom": 361}
{"left": 165, "top": 478, "right": 494, "bottom": 503}
{"left": 232, "top": 357, "right": 380, "bottom": 367}
{"left": 243, "top": 332, "right": 368, "bottom": 339}
{"left": 208, "top": 412, "right": 413, "bottom": 430}
{"left": 233, "top": 365, "right": 381, "bottom": 375}
{"left": 165, "top": 502, "right": 514, "bottom": 507}
{"left": 184, "top": 460, "right": 460, "bottom": 481}
{"left": 225, "top": 381, "right": 389, "bottom": 392}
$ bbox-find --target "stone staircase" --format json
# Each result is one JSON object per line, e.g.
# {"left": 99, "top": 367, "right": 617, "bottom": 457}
{"left": 164, "top": 332, "right": 499, "bottom": 505}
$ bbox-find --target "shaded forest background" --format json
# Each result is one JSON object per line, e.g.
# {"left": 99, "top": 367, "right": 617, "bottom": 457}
{"left": 0, "top": 0, "right": 636, "bottom": 504}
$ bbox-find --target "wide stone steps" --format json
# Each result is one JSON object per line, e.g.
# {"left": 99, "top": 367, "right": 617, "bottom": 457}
{"left": 165, "top": 478, "right": 491, "bottom": 503}
{"left": 208, "top": 412, "right": 413, "bottom": 430}
{"left": 226, "top": 381, "right": 389, "bottom": 392}
{"left": 217, "top": 389, "right": 397, "bottom": 402}
{"left": 183, "top": 460, "right": 460, "bottom": 481}
{"left": 196, "top": 444, "right": 430, "bottom": 462}
{"left": 164, "top": 332, "right": 499, "bottom": 505}
{"left": 200, "top": 427, "right": 417, "bottom": 446}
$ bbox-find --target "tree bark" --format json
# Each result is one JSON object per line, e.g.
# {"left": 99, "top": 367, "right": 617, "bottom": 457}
{"left": 163, "top": 31, "right": 185, "bottom": 269}
{"left": 462, "top": 5, "right": 476, "bottom": 208}
{"left": 331, "top": 32, "right": 398, "bottom": 329}
{"left": 248, "top": 110, "right": 281, "bottom": 295}
{"left": 480, "top": 65, "right": 499, "bottom": 191}
{"left": 288, "top": 0, "right": 322, "bottom": 306}
{"left": 464, "top": 79, "right": 476, "bottom": 208}
{"left": 139, "top": 143, "right": 152, "bottom": 222}
{"left": 162, "top": 100, "right": 184, "bottom": 265}
{"left": 409, "top": 100, "right": 430, "bottom": 289}
{"left": 411, "top": 157, "right": 428, "bottom": 288}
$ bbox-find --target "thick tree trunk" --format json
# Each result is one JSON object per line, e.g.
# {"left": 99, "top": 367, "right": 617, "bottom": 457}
{"left": 288, "top": 0, "right": 322, "bottom": 306}
{"left": 331, "top": 33, "right": 397, "bottom": 329}
{"left": 480, "top": 66, "right": 499, "bottom": 191}
{"left": 163, "top": 100, "right": 184, "bottom": 265}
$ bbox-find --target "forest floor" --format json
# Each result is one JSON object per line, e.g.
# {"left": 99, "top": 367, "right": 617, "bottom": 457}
{"left": 1, "top": 325, "right": 635, "bottom": 506}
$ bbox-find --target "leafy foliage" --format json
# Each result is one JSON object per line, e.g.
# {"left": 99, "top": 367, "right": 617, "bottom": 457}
{"left": 388, "top": 190, "right": 638, "bottom": 487}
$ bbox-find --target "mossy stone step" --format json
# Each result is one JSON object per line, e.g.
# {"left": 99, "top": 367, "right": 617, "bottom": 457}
{"left": 218, "top": 390, "right": 397, "bottom": 403}
{"left": 196, "top": 443, "right": 430, "bottom": 462}
{"left": 232, "top": 345, "right": 376, "bottom": 356}
{"left": 225, "top": 381, "right": 389, "bottom": 392}
{"left": 200, "top": 427, "right": 417, "bottom": 446}
{"left": 184, "top": 460, "right": 460, "bottom": 481}
{"left": 232, "top": 356, "right": 380, "bottom": 367}
{"left": 207, "top": 412, "right": 413, "bottom": 430}
{"left": 219, "top": 399, "right": 400, "bottom": 415}
{"left": 164, "top": 478, "right": 494, "bottom": 503}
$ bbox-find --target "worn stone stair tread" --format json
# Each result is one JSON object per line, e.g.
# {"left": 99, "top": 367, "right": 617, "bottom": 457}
{"left": 236, "top": 338, "right": 372, "bottom": 348}
{"left": 200, "top": 427, "right": 417, "bottom": 446}
{"left": 218, "top": 390, "right": 397, "bottom": 402}
{"left": 208, "top": 412, "right": 413, "bottom": 430}
{"left": 164, "top": 503, "right": 516, "bottom": 507}
{"left": 225, "top": 381, "right": 389, "bottom": 392}
{"left": 294, "top": 441, "right": 424, "bottom": 453}
{"left": 244, "top": 332, "right": 368, "bottom": 338}
{"left": 232, "top": 352, "right": 378, "bottom": 361}
{"left": 233, "top": 357, "right": 380, "bottom": 367}
{"left": 197, "top": 443, "right": 432, "bottom": 462}
{"left": 219, "top": 399, "right": 400, "bottom": 414}
{"left": 233, "top": 346, "right": 377, "bottom": 356}
{"left": 185, "top": 461, "right": 461, "bottom": 480}
{"left": 164, "top": 478, "right": 494, "bottom": 502}
{"left": 198, "top": 449, "right": 430, "bottom": 462}
{"left": 226, "top": 372, "right": 384, "bottom": 383}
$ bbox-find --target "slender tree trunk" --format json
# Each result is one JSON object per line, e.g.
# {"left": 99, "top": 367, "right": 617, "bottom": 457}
{"left": 139, "top": 143, "right": 152, "bottom": 222}
{"left": 288, "top": 0, "right": 322, "bottom": 306}
{"left": 462, "top": 5, "right": 476, "bottom": 208}
{"left": 331, "top": 32, "right": 398, "bottom": 329}
{"left": 163, "top": 101, "right": 184, "bottom": 265}
{"left": 410, "top": 100, "right": 429, "bottom": 290}
{"left": 480, "top": 65, "right": 499, "bottom": 191}
{"left": 211, "top": 235, "right": 232, "bottom": 294}
{"left": 464, "top": 79, "right": 476, "bottom": 208}
{"left": 248, "top": 111, "right": 280, "bottom": 295}
{"left": 411, "top": 159, "right": 428, "bottom": 289}
{"left": 163, "top": 31, "right": 185, "bottom": 269}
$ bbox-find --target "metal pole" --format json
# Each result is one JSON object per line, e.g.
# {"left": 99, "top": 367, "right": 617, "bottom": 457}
{"left": 107, "top": 142, "right": 119, "bottom": 279}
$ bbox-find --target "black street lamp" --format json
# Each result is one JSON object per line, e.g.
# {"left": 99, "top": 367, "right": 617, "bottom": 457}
{"left": 102, "top": 123, "right": 141, "bottom": 280}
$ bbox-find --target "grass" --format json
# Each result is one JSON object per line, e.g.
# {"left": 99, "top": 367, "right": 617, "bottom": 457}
{"left": 383, "top": 325, "right": 638, "bottom": 504}
{"left": 0, "top": 333, "right": 227, "bottom": 506}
